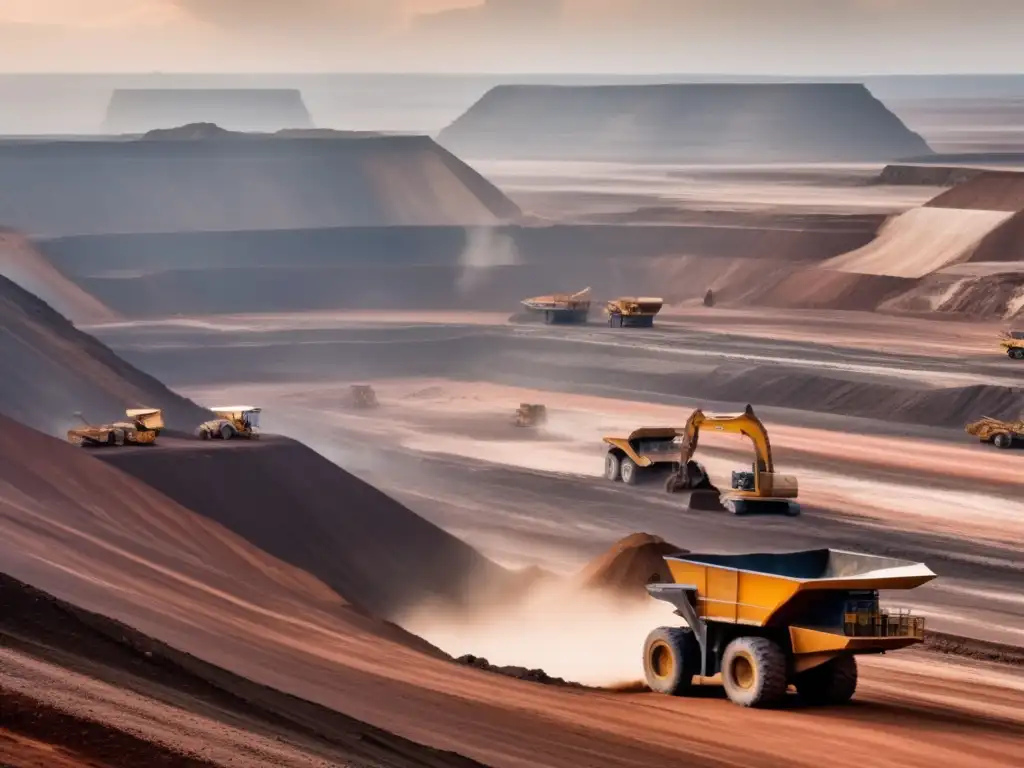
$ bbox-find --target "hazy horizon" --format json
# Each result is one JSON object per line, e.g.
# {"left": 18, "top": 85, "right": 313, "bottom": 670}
{"left": 2, "top": 1, "right": 1023, "bottom": 74}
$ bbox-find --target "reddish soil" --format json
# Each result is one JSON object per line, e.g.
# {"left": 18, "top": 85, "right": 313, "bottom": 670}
{"left": 971, "top": 208, "right": 1024, "bottom": 262}
{"left": 925, "top": 170, "right": 1024, "bottom": 211}
{"left": 574, "top": 533, "right": 684, "bottom": 594}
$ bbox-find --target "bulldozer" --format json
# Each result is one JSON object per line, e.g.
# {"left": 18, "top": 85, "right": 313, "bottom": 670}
{"left": 999, "top": 330, "right": 1024, "bottom": 360}
{"left": 520, "top": 287, "right": 591, "bottom": 325}
{"left": 515, "top": 403, "right": 548, "bottom": 427}
{"left": 347, "top": 384, "right": 379, "bottom": 409}
{"left": 605, "top": 297, "right": 664, "bottom": 328}
{"left": 603, "top": 404, "right": 799, "bottom": 515}
{"left": 67, "top": 408, "right": 164, "bottom": 447}
{"left": 195, "top": 406, "right": 261, "bottom": 440}
{"left": 965, "top": 414, "right": 1024, "bottom": 449}
{"left": 643, "top": 548, "right": 935, "bottom": 708}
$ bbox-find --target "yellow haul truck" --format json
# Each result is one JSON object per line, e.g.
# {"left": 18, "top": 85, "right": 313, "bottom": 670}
{"left": 999, "top": 330, "right": 1024, "bottom": 360}
{"left": 643, "top": 548, "right": 935, "bottom": 708}
{"left": 67, "top": 408, "right": 164, "bottom": 447}
{"left": 195, "top": 406, "right": 261, "bottom": 440}
{"left": 605, "top": 297, "right": 664, "bottom": 328}
{"left": 965, "top": 414, "right": 1024, "bottom": 449}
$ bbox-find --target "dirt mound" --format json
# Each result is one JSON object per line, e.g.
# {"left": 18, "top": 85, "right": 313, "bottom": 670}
{"left": 103, "top": 89, "right": 314, "bottom": 134}
{"left": 875, "top": 164, "right": 987, "bottom": 187}
{"left": 438, "top": 83, "right": 931, "bottom": 162}
{"left": 97, "top": 437, "right": 513, "bottom": 619}
{"left": 823, "top": 207, "right": 1014, "bottom": 278}
{"left": 0, "top": 228, "right": 115, "bottom": 324}
{"left": 971, "top": 209, "right": 1024, "bottom": 263}
{"left": 0, "top": 135, "right": 520, "bottom": 236}
{"left": 743, "top": 268, "right": 916, "bottom": 310}
{"left": 925, "top": 171, "right": 1024, "bottom": 211}
{"left": 0, "top": 274, "right": 207, "bottom": 434}
{"left": 933, "top": 273, "right": 1024, "bottom": 318}
{"left": 1, "top": 572, "right": 482, "bottom": 768}
{"left": 575, "top": 533, "right": 686, "bottom": 596}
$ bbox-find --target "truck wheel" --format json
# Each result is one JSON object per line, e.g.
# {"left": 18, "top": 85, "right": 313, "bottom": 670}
{"left": 994, "top": 433, "right": 1013, "bottom": 449}
{"left": 795, "top": 655, "right": 857, "bottom": 706}
{"left": 220, "top": 423, "right": 235, "bottom": 440}
{"left": 620, "top": 456, "right": 639, "bottom": 485}
{"left": 1010, "top": 348, "right": 1024, "bottom": 359}
{"left": 643, "top": 627, "right": 699, "bottom": 696}
{"left": 544, "top": 311, "right": 554, "bottom": 325}
{"left": 721, "top": 636, "right": 788, "bottom": 708}
{"left": 604, "top": 452, "right": 621, "bottom": 481}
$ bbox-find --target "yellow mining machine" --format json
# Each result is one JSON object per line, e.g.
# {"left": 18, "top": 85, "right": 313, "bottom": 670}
{"left": 603, "top": 404, "right": 799, "bottom": 515}
{"left": 515, "top": 403, "right": 548, "bottom": 427}
{"left": 67, "top": 408, "right": 164, "bottom": 447}
{"left": 348, "top": 384, "right": 379, "bottom": 409}
{"left": 195, "top": 406, "right": 261, "bottom": 440}
{"left": 965, "top": 414, "right": 1024, "bottom": 449}
{"left": 520, "top": 287, "right": 592, "bottom": 325}
{"left": 605, "top": 297, "right": 664, "bottom": 328}
{"left": 643, "top": 548, "right": 935, "bottom": 708}
{"left": 999, "top": 330, "right": 1024, "bottom": 360}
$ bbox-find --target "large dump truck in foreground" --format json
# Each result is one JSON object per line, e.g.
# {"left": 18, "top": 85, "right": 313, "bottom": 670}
{"left": 643, "top": 548, "right": 935, "bottom": 708}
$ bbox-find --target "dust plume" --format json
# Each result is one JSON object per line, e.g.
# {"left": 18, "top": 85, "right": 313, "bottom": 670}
{"left": 456, "top": 226, "right": 520, "bottom": 296}
{"left": 398, "top": 578, "right": 677, "bottom": 687}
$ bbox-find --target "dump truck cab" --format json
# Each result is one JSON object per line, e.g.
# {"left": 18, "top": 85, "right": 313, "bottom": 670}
{"left": 666, "top": 404, "right": 799, "bottom": 516}
{"left": 965, "top": 414, "right": 1024, "bottom": 449}
{"left": 999, "top": 330, "right": 1024, "bottom": 359}
{"left": 644, "top": 548, "right": 935, "bottom": 708}
{"left": 67, "top": 407, "right": 164, "bottom": 447}
{"left": 521, "top": 287, "right": 592, "bottom": 325}
{"left": 196, "top": 406, "right": 261, "bottom": 440}
{"left": 603, "top": 427, "right": 685, "bottom": 485}
{"left": 606, "top": 297, "right": 664, "bottom": 328}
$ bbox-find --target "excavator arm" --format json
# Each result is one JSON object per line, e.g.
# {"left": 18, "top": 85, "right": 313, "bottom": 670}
{"left": 677, "top": 404, "right": 774, "bottom": 473}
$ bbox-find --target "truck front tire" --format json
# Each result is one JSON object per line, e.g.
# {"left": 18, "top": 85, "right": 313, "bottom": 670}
{"left": 721, "top": 636, "right": 788, "bottom": 708}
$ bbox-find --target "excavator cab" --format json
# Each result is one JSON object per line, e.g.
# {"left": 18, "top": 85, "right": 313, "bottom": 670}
{"left": 667, "top": 404, "right": 800, "bottom": 516}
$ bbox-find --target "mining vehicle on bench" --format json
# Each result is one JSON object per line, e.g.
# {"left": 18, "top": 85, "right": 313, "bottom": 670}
{"left": 195, "top": 406, "right": 261, "bottom": 440}
{"left": 605, "top": 297, "right": 664, "bottom": 328}
{"left": 67, "top": 408, "right": 164, "bottom": 447}
{"left": 965, "top": 414, "right": 1024, "bottom": 449}
{"left": 604, "top": 404, "right": 799, "bottom": 515}
{"left": 347, "top": 384, "right": 379, "bottom": 409}
{"left": 515, "top": 403, "right": 548, "bottom": 427}
{"left": 643, "top": 548, "right": 935, "bottom": 708}
{"left": 1000, "top": 330, "right": 1024, "bottom": 359}
{"left": 520, "top": 287, "right": 591, "bottom": 325}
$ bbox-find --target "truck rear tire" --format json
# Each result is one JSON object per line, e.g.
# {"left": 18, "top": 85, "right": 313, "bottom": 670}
{"left": 604, "top": 452, "right": 621, "bottom": 481}
{"left": 994, "top": 433, "right": 1013, "bottom": 449}
{"left": 1010, "top": 348, "right": 1024, "bottom": 359}
{"left": 643, "top": 627, "right": 699, "bottom": 696}
{"left": 721, "top": 636, "right": 788, "bottom": 708}
{"left": 795, "top": 655, "right": 857, "bottom": 706}
{"left": 220, "top": 423, "right": 235, "bottom": 440}
{"left": 620, "top": 456, "right": 639, "bottom": 485}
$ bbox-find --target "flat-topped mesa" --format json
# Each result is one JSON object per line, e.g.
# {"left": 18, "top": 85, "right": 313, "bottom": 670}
{"left": 439, "top": 83, "right": 932, "bottom": 163}
{"left": 103, "top": 88, "right": 314, "bottom": 134}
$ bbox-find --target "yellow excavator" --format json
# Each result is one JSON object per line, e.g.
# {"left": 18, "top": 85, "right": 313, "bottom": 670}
{"left": 665, "top": 404, "right": 799, "bottom": 516}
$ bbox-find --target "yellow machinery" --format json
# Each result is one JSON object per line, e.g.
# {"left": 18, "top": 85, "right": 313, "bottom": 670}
{"left": 643, "top": 548, "right": 935, "bottom": 708}
{"left": 666, "top": 404, "right": 799, "bottom": 516}
{"left": 195, "top": 406, "right": 261, "bottom": 440}
{"left": 965, "top": 415, "right": 1023, "bottom": 449}
{"left": 348, "top": 384, "right": 378, "bottom": 409}
{"left": 67, "top": 408, "right": 164, "bottom": 447}
{"left": 605, "top": 297, "right": 664, "bottom": 328}
{"left": 603, "top": 427, "right": 685, "bottom": 485}
{"left": 520, "top": 287, "right": 591, "bottom": 325}
{"left": 999, "top": 330, "right": 1024, "bottom": 360}
{"left": 515, "top": 403, "right": 548, "bottom": 427}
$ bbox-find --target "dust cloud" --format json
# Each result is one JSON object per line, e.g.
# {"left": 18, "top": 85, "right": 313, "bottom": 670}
{"left": 456, "top": 226, "right": 520, "bottom": 296}
{"left": 398, "top": 578, "right": 678, "bottom": 687}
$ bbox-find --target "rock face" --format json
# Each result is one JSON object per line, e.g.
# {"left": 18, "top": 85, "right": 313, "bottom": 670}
{"left": 103, "top": 89, "right": 314, "bottom": 134}
{"left": 438, "top": 83, "right": 933, "bottom": 163}
{"left": 0, "top": 133, "right": 521, "bottom": 236}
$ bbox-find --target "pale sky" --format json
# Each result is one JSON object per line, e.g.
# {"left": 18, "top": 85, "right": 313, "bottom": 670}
{"left": 1, "top": 1, "right": 1023, "bottom": 73}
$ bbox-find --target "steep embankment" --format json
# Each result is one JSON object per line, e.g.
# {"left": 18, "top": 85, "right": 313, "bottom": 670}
{"left": 0, "top": 131, "right": 520, "bottom": 236}
{"left": 0, "top": 228, "right": 115, "bottom": 324}
{"left": 875, "top": 164, "right": 987, "bottom": 187}
{"left": 103, "top": 89, "right": 315, "bottom": 134}
{"left": 0, "top": 274, "right": 207, "bottom": 434}
{"left": 97, "top": 437, "right": 514, "bottom": 619}
{"left": 438, "top": 83, "right": 932, "bottom": 162}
